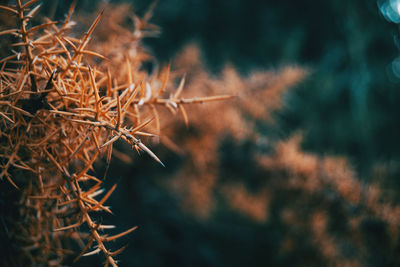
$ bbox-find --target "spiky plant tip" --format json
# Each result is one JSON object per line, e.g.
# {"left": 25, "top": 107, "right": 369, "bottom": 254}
{"left": 0, "top": 1, "right": 232, "bottom": 265}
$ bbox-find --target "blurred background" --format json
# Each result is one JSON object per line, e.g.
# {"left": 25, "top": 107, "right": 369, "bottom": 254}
{"left": 15, "top": 0, "right": 400, "bottom": 266}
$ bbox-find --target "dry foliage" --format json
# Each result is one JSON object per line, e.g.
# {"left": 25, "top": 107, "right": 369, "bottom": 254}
{"left": 1, "top": 1, "right": 397, "bottom": 266}
{"left": 158, "top": 46, "right": 400, "bottom": 265}
{"left": 163, "top": 44, "right": 306, "bottom": 218}
{"left": 256, "top": 135, "right": 400, "bottom": 265}
{"left": 0, "top": 1, "right": 231, "bottom": 266}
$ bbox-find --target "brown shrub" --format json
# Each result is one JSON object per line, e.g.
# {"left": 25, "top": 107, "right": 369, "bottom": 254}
{"left": 0, "top": 2, "right": 230, "bottom": 266}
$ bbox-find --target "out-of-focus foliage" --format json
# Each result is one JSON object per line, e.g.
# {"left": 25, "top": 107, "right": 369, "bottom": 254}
{"left": 162, "top": 45, "right": 306, "bottom": 219}
{"left": 101, "top": 45, "right": 400, "bottom": 267}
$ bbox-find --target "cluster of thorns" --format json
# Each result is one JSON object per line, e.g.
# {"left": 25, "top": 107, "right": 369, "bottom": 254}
{"left": 0, "top": 0, "right": 231, "bottom": 265}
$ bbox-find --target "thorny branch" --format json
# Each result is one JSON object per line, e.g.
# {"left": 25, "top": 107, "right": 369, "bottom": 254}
{"left": 0, "top": 1, "right": 232, "bottom": 266}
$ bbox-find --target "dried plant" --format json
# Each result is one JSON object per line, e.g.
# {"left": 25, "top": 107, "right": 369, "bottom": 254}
{"left": 153, "top": 46, "right": 400, "bottom": 266}
{"left": 254, "top": 134, "right": 400, "bottom": 266}
{"left": 162, "top": 44, "right": 306, "bottom": 218}
{"left": 0, "top": 1, "right": 231, "bottom": 266}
